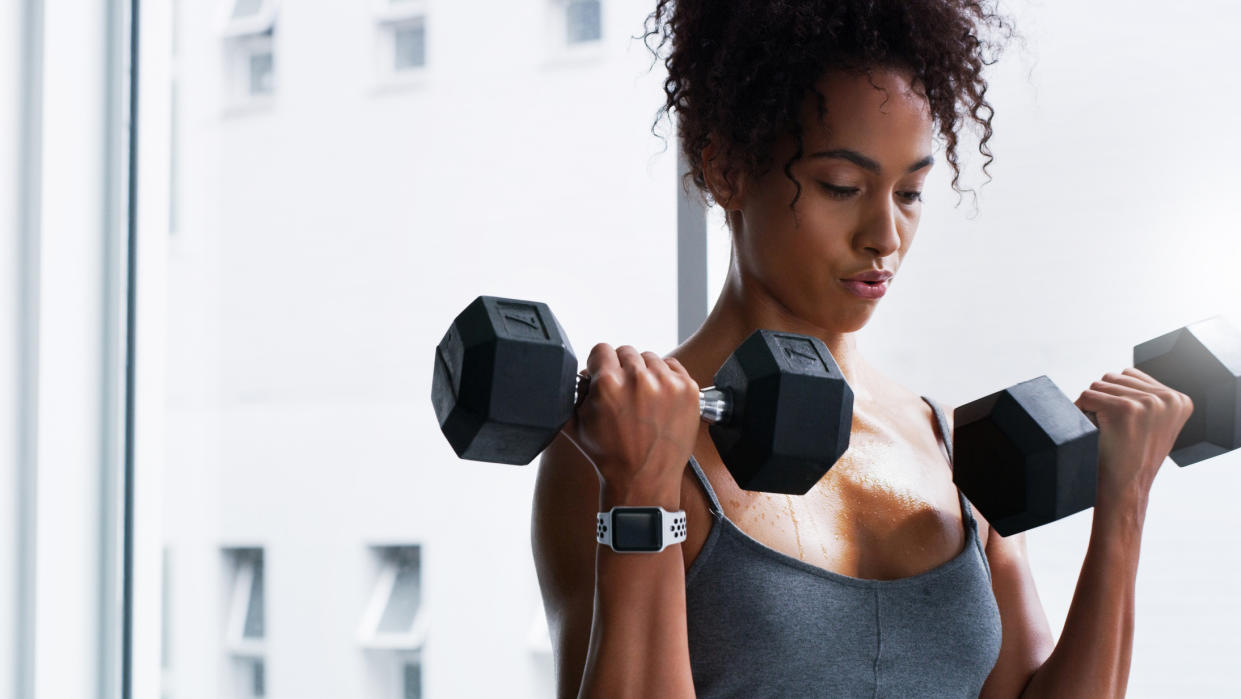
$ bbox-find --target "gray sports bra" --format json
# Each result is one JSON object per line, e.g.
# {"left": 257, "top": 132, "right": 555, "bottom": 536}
{"left": 683, "top": 396, "right": 1003, "bottom": 698}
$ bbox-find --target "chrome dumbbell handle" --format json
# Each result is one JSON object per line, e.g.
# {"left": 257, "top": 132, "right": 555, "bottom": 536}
{"left": 573, "top": 373, "right": 732, "bottom": 425}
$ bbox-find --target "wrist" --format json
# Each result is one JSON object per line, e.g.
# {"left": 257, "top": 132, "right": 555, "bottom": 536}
{"left": 1092, "top": 490, "right": 1148, "bottom": 545}
{"left": 600, "top": 479, "right": 683, "bottom": 511}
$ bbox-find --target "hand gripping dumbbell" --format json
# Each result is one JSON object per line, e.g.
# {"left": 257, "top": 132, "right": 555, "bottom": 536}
{"left": 431, "top": 296, "right": 855, "bottom": 494}
{"left": 953, "top": 315, "right": 1241, "bottom": 536}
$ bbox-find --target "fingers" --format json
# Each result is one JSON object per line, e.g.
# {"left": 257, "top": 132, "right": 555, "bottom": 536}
{"left": 1123, "top": 367, "right": 1195, "bottom": 413}
{"left": 665, "top": 356, "right": 691, "bottom": 380}
{"left": 1074, "top": 388, "right": 1135, "bottom": 419}
{"left": 643, "top": 352, "right": 700, "bottom": 399}
{"left": 583, "top": 343, "right": 699, "bottom": 401}
{"left": 616, "top": 345, "right": 645, "bottom": 374}
{"left": 586, "top": 342, "right": 620, "bottom": 377}
{"left": 1087, "top": 369, "right": 1193, "bottom": 412}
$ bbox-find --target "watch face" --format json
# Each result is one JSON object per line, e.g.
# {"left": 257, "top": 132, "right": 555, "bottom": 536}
{"left": 612, "top": 508, "right": 663, "bottom": 552}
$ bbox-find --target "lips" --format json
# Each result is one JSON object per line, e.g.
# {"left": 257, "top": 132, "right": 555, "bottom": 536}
{"left": 842, "top": 270, "right": 894, "bottom": 283}
{"left": 840, "top": 278, "right": 888, "bottom": 299}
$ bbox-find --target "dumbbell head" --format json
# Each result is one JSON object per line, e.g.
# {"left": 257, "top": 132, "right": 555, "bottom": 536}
{"left": 709, "top": 330, "right": 854, "bottom": 495}
{"left": 952, "top": 376, "right": 1099, "bottom": 537}
{"left": 956, "top": 316, "right": 1241, "bottom": 536}
{"left": 1134, "top": 315, "right": 1241, "bottom": 466}
{"left": 431, "top": 296, "right": 578, "bottom": 464}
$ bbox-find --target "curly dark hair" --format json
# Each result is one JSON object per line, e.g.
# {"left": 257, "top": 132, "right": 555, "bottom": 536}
{"left": 640, "top": 0, "right": 1019, "bottom": 214}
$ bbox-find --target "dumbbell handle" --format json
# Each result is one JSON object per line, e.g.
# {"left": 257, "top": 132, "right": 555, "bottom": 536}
{"left": 574, "top": 374, "right": 733, "bottom": 424}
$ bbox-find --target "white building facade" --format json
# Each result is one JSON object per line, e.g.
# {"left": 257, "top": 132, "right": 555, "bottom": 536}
{"left": 159, "top": 1, "right": 679, "bottom": 698}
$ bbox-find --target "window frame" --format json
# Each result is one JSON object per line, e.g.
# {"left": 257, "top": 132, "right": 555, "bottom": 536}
{"left": 358, "top": 545, "right": 428, "bottom": 651}
{"left": 219, "top": 0, "right": 278, "bottom": 111}
{"left": 219, "top": 0, "right": 279, "bottom": 39}
{"left": 370, "top": 0, "right": 430, "bottom": 91}
{"left": 223, "top": 548, "right": 266, "bottom": 659}
{"left": 541, "top": 0, "right": 606, "bottom": 67}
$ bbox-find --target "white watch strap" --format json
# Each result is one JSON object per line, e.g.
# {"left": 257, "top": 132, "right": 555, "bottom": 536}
{"left": 596, "top": 507, "right": 687, "bottom": 553}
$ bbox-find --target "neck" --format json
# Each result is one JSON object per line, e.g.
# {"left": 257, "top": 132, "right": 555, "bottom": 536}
{"left": 673, "top": 258, "right": 874, "bottom": 402}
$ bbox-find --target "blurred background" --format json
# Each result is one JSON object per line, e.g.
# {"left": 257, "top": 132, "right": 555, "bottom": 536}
{"left": 4, "top": 1, "right": 1240, "bottom": 698}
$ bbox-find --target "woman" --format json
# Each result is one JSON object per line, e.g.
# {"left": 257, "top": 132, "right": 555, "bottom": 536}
{"left": 532, "top": 1, "right": 1194, "bottom": 696}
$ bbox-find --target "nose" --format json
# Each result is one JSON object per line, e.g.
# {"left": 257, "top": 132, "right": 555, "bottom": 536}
{"left": 856, "top": 196, "right": 902, "bottom": 258}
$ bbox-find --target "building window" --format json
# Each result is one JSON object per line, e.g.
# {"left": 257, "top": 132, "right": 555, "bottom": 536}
{"left": 220, "top": 0, "right": 279, "bottom": 107}
{"left": 161, "top": 547, "right": 173, "bottom": 698}
{"left": 565, "top": 0, "right": 602, "bottom": 44}
{"left": 231, "top": 0, "right": 265, "bottom": 19}
{"left": 402, "top": 661, "right": 422, "bottom": 699}
{"left": 374, "top": 0, "right": 429, "bottom": 86}
{"left": 393, "top": 21, "right": 427, "bottom": 71}
{"left": 543, "top": 0, "right": 604, "bottom": 64}
{"left": 222, "top": 0, "right": 278, "bottom": 37}
{"left": 224, "top": 548, "right": 266, "bottom": 698}
{"left": 247, "top": 47, "right": 274, "bottom": 96}
{"left": 360, "top": 545, "right": 425, "bottom": 647}
{"left": 360, "top": 545, "right": 426, "bottom": 699}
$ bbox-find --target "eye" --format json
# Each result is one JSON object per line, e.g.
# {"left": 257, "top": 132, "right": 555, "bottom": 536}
{"left": 819, "top": 183, "right": 859, "bottom": 200}
{"left": 898, "top": 190, "right": 923, "bottom": 203}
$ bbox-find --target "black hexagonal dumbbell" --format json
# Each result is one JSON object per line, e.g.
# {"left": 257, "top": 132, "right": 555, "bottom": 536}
{"left": 431, "top": 295, "right": 855, "bottom": 494}
{"left": 954, "top": 315, "right": 1241, "bottom": 536}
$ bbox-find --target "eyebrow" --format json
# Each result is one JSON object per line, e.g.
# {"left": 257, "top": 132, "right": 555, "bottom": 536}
{"left": 808, "top": 148, "right": 934, "bottom": 175}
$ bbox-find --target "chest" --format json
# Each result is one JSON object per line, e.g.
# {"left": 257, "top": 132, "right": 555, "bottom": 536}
{"left": 680, "top": 398, "right": 977, "bottom": 580}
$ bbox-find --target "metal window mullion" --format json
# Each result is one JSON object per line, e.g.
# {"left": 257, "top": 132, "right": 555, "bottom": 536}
{"left": 15, "top": 0, "right": 45, "bottom": 697}
{"left": 675, "top": 138, "right": 707, "bottom": 343}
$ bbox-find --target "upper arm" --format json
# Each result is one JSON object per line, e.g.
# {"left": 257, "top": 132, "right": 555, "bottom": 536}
{"left": 977, "top": 526, "right": 1056, "bottom": 698}
{"left": 941, "top": 406, "right": 1056, "bottom": 698}
{"left": 531, "top": 432, "right": 601, "bottom": 699}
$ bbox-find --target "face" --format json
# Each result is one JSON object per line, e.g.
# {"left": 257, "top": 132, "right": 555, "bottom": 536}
{"left": 718, "top": 66, "right": 935, "bottom": 333}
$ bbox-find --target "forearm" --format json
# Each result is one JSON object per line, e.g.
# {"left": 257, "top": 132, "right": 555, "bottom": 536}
{"left": 577, "top": 483, "right": 696, "bottom": 699}
{"left": 1020, "top": 491, "right": 1148, "bottom": 699}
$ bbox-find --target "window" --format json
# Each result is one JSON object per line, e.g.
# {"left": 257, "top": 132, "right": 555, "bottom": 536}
{"left": 543, "top": 0, "right": 605, "bottom": 65}
{"left": 220, "top": 0, "right": 279, "bottom": 107}
{"left": 360, "top": 545, "right": 426, "bottom": 699}
{"left": 247, "top": 46, "right": 275, "bottom": 96}
{"left": 160, "top": 547, "right": 174, "bottom": 699}
{"left": 224, "top": 548, "right": 266, "bottom": 698}
{"left": 402, "top": 661, "right": 422, "bottom": 699}
{"left": 565, "top": 0, "right": 602, "bottom": 44}
{"left": 360, "top": 545, "right": 425, "bottom": 648}
{"left": 373, "top": 0, "right": 429, "bottom": 87}
{"left": 393, "top": 21, "right": 427, "bottom": 71}
{"left": 221, "top": 0, "right": 278, "bottom": 38}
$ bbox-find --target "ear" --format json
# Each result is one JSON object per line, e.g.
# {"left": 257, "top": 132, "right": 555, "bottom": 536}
{"left": 699, "top": 139, "right": 746, "bottom": 211}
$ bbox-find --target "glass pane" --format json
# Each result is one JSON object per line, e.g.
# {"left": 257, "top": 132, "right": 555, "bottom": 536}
{"left": 231, "top": 0, "right": 265, "bottom": 20}
{"left": 377, "top": 551, "right": 421, "bottom": 634}
{"left": 252, "top": 659, "right": 266, "bottom": 697}
{"left": 161, "top": 548, "right": 172, "bottom": 669}
{"left": 243, "top": 556, "right": 265, "bottom": 640}
{"left": 566, "top": 0, "right": 601, "bottom": 44}
{"left": 248, "top": 51, "right": 274, "bottom": 95}
{"left": 394, "top": 23, "right": 426, "bottom": 71}
{"left": 402, "top": 661, "right": 421, "bottom": 699}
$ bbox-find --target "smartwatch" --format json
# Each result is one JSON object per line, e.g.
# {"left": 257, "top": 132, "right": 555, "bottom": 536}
{"left": 596, "top": 506, "right": 687, "bottom": 553}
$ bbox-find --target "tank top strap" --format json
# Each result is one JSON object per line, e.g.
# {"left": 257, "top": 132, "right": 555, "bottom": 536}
{"left": 921, "top": 395, "right": 954, "bottom": 463}
{"left": 687, "top": 455, "right": 725, "bottom": 517}
{"left": 922, "top": 395, "right": 981, "bottom": 534}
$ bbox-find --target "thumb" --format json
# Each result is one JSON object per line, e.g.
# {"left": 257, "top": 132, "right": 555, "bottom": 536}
{"left": 558, "top": 370, "right": 590, "bottom": 453}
